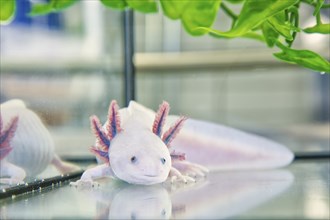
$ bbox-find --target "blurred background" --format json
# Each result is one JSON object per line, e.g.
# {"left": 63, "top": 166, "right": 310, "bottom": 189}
{"left": 0, "top": 0, "right": 329, "bottom": 159}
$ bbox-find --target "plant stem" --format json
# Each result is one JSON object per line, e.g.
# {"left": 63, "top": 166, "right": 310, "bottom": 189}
{"left": 220, "top": 3, "right": 237, "bottom": 28}
{"left": 301, "top": 0, "right": 330, "bottom": 8}
{"left": 286, "top": 6, "right": 299, "bottom": 47}
{"left": 316, "top": 11, "right": 322, "bottom": 25}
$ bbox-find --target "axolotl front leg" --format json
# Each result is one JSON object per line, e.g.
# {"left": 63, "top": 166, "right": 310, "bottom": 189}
{"left": 70, "top": 164, "right": 115, "bottom": 187}
{"left": 0, "top": 161, "right": 26, "bottom": 185}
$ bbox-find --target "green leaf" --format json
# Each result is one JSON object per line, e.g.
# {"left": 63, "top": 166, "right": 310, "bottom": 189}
{"left": 267, "top": 12, "right": 293, "bottom": 40}
{"left": 29, "top": 4, "right": 53, "bottom": 16}
{"left": 0, "top": 0, "right": 16, "bottom": 24}
{"left": 262, "top": 21, "right": 279, "bottom": 47}
{"left": 225, "top": 0, "right": 245, "bottom": 4}
{"left": 126, "top": 0, "right": 158, "bottom": 13}
{"left": 242, "top": 32, "right": 265, "bottom": 42}
{"left": 233, "top": 0, "right": 299, "bottom": 36}
{"left": 160, "top": 0, "right": 188, "bottom": 19}
{"left": 196, "top": 0, "right": 298, "bottom": 38}
{"left": 51, "top": 0, "right": 78, "bottom": 10}
{"left": 160, "top": 0, "right": 221, "bottom": 36}
{"left": 304, "top": 23, "right": 330, "bottom": 34}
{"left": 29, "top": 0, "right": 78, "bottom": 16}
{"left": 100, "top": 0, "right": 127, "bottom": 10}
{"left": 181, "top": 0, "right": 221, "bottom": 36}
{"left": 274, "top": 41, "right": 330, "bottom": 73}
{"left": 210, "top": 30, "right": 265, "bottom": 42}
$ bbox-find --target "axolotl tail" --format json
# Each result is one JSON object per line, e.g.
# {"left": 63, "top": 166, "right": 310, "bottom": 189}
{"left": 169, "top": 116, "right": 294, "bottom": 171}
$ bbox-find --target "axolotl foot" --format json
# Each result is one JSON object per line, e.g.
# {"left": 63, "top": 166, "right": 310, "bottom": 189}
{"left": 0, "top": 178, "right": 25, "bottom": 185}
{"left": 69, "top": 179, "right": 100, "bottom": 189}
{"left": 169, "top": 161, "right": 209, "bottom": 184}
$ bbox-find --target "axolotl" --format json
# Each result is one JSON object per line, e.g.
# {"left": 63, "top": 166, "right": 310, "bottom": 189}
{"left": 71, "top": 100, "right": 293, "bottom": 186}
{"left": 0, "top": 99, "right": 81, "bottom": 184}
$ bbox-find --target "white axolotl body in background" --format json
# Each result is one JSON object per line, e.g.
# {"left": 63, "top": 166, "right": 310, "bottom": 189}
{"left": 0, "top": 99, "right": 81, "bottom": 184}
{"left": 71, "top": 100, "right": 293, "bottom": 186}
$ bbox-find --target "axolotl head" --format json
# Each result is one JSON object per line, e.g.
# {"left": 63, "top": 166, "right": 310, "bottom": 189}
{"left": 90, "top": 100, "right": 187, "bottom": 185}
{"left": 109, "top": 128, "right": 172, "bottom": 185}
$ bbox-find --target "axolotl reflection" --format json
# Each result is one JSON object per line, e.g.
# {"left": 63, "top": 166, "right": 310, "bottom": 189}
{"left": 82, "top": 169, "right": 294, "bottom": 220}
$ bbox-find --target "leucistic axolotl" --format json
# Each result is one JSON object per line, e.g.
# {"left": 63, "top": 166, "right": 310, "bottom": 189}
{"left": 71, "top": 100, "right": 294, "bottom": 187}
{"left": 0, "top": 99, "right": 81, "bottom": 184}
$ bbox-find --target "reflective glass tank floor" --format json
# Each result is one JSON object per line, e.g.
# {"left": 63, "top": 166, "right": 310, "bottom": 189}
{"left": 0, "top": 159, "right": 329, "bottom": 220}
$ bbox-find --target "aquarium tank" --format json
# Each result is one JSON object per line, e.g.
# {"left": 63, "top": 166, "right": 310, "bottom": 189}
{"left": 0, "top": 0, "right": 329, "bottom": 219}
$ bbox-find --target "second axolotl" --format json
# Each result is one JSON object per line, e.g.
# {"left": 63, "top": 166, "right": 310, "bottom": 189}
{"left": 1, "top": 99, "right": 81, "bottom": 184}
{"left": 71, "top": 100, "right": 293, "bottom": 186}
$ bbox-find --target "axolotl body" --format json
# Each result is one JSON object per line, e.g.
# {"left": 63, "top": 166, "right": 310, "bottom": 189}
{"left": 72, "top": 100, "right": 293, "bottom": 186}
{"left": 0, "top": 99, "right": 81, "bottom": 184}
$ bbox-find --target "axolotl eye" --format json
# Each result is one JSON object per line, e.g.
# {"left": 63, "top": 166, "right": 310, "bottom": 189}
{"left": 160, "top": 158, "right": 166, "bottom": 165}
{"left": 131, "top": 156, "right": 137, "bottom": 164}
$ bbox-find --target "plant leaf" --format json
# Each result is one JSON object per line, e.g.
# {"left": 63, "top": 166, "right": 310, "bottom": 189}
{"left": 304, "top": 23, "right": 330, "bottom": 34}
{"left": 274, "top": 42, "right": 330, "bottom": 73}
{"left": 51, "top": 0, "right": 78, "bottom": 10}
{"left": 160, "top": 0, "right": 221, "bottom": 36}
{"left": 100, "top": 0, "right": 127, "bottom": 10}
{"left": 233, "top": 0, "right": 299, "bottom": 36}
{"left": 267, "top": 11, "right": 293, "bottom": 40}
{"left": 262, "top": 21, "right": 279, "bottom": 47}
{"left": 0, "top": 0, "right": 16, "bottom": 24}
{"left": 29, "top": 0, "right": 78, "bottom": 16}
{"left": 126, "top": 0, "right": 158, "bottom": 13}
{"left": 210, "top": 30, "right": 265, "bottom": 42}
{"left": 196, "top": 0, "right": 298, "bottom": 38}
{"left": 225, "top": 0, "right": 245, "bottom": 4}
{"left": 181, "top": 0, "right": 221, "bottom": 36}
{"left": 29, "top": 4, "right": 53, "bottom": 16}
{"left": 241, "top": 32, "right": 265, "bottom": 42}
{"left": 160, "top": 0, "right": 188, "bottom": 19}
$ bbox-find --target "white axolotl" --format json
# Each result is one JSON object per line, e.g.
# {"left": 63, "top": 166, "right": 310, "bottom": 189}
{"left": 0, "top": 99, "right": 81, "bottom": 184}
{"left": 71, "top": 100, "right": 293, "bottom": 186}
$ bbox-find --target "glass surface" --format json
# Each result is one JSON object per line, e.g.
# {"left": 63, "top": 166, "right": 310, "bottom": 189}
{"left": 0, "top": 160, "right": 328, "bottom": 220}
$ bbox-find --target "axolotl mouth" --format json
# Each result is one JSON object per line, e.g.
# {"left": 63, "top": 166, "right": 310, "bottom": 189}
{"left": 144, "top": 174, "right": 158, "bottom": 177}
{"left": 121, "top": 171, "right": 169, "bottom": 185}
